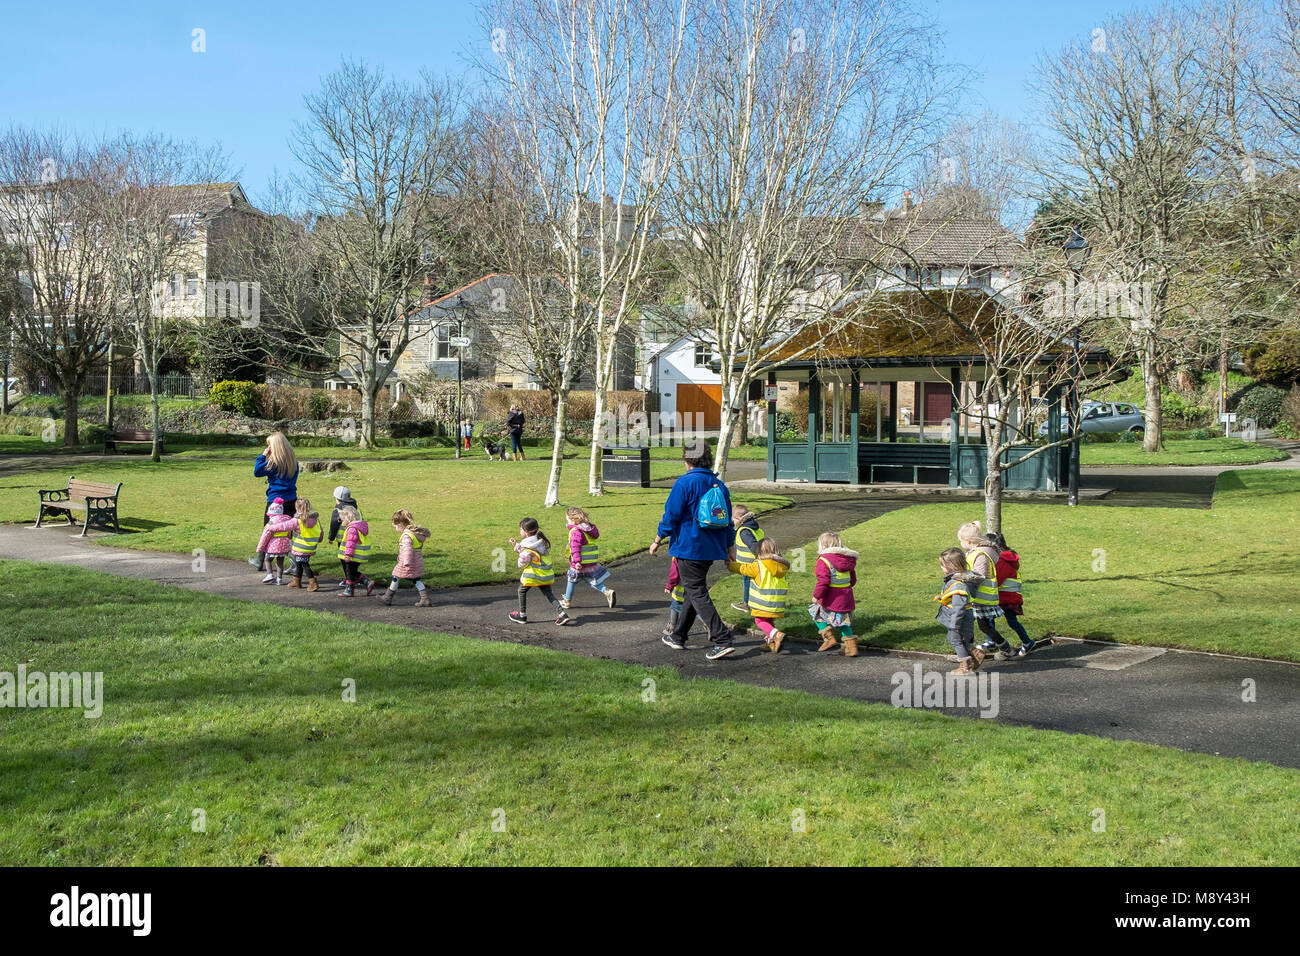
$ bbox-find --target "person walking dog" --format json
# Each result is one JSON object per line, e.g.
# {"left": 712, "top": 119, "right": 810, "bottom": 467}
{"left": 649, "top": 442, "right": 738, "bottom": 659}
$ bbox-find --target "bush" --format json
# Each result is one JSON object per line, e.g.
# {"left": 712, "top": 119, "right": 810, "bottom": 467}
{"left": 208, "top": 380, "right": 260, "bottom": 417}
{"left": 1084, "top": 431, "right": 1119, "bottom": 443}
{"left": 1234, "top": 383, "right": 1286, "bottom": 428}
{"left": 1186, "top": 428, "right": 1211, "bottom": 440}
{"left": 1281, "top": 386, "right": 1300, "bottom": 432}
{"left": 1116, "top": 429, "right": 1141, "bottom": 443}
{"left": 306, "top": 391, "right": 334, "bottom": 420}
{"left": 1162, "top": 391, "right": 1214, "bottom": 428}
{"left": 747, "top": 436, "right": 768, "bottom": 447}
{"left": 1272, "top": 420, "right": 1299, "bottom": 439}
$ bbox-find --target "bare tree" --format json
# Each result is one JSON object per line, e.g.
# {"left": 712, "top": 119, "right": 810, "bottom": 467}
{"left": 662, "top": 0, "right": 951, "bottom": 478}
{"left": 1032, "top": 3, "right": 1247, "bottom": 452}
{"left": 0, "top": 129, "right": 116, "bottom": 446}
{"left": 480, "top": 0, "right": 692, "bottom": 497}
{"left": 235, "top": 62, "right": 461, "bottom": 448}
{"left": 99, "top": 135, "right": 230, "bottom": 460}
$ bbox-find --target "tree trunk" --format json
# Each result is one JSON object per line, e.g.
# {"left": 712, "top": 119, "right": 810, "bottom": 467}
{"left": 984, "top": 441, "right": 1003, "bottom": 534}
{"left": 62, "top": 389, "right": 80, "bottom": 447}
{"left": 546, "top": 388, "right": 569, "bottom": 508}
{"left": 1140, "top": 331, "right": 1163, "bottom": 452}
{"left": 587, "top": 387, "right": 606, "bottom": 497}
{"left": 150, "top": 386, "right": 162, "bottom": 463}
{"left": 714, "top": 377, "right": 743, "bottom": 481}
{"left": 360, "top": 381, "right": 377, "bottom": 449}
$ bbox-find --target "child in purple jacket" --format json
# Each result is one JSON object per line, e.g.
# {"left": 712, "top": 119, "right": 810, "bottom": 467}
{"left": 810, "top": 531, "right": 859, "bottom": 656}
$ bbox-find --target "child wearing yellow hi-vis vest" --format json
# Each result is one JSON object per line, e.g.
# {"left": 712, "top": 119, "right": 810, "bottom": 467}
{"left": 663, "top": 556, "right": 685, "bottom": 637}
{"left": 336, "top": 505, "right": 376, "bottom": 598}
{"left": 810, "top": 531, "right": 859, "bottom": 656}
{"left": 509, "top": 518, "right": 573, "bottom": 626}
{"left": 561, "top": 507, "right": 615, "bottom": 609}
{"left": 958, "top": 521, "right": 1017, "bottom": 660}
{"left": 379, "top": 509, "right": 431, "bottom": 607}
{"left": 287, "top": 498, "right": 322, "bottom": 591}
{"left": 727, "top": 537, "right": 791, "bottom": 653}
{"left": 729, "top": 505, "right": 766, "bottom": 613}
{"left": 255, "top": 497, "right": 297, "bottom": 585}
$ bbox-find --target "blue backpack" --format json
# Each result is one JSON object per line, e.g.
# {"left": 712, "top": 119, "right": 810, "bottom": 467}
{"left": 696, "top": 476, "right": 730, "bottom": 530}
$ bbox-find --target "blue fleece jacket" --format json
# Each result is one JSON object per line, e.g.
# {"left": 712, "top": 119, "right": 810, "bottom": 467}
{"left": 656, "top": 467, "right": 735, "bottom": 561}
{"left": 254, "top": 454, "right": 300, "bottom": 504}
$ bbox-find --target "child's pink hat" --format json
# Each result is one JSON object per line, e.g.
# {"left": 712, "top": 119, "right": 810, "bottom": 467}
{"left": 267, "top": 498, "right": 285, "bottom": 516}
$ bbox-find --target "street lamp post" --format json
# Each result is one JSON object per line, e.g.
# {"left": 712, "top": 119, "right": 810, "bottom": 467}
{"left": 1063, "top": 228, "right": 1091, "bottom": 507}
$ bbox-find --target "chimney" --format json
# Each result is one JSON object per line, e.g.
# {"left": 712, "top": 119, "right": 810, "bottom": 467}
{"left": 902, "top": 190, "right": 914, "bottom": 212}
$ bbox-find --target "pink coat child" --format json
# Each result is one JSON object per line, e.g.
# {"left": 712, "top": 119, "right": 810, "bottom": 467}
{"left": 256, "top": 498, "right": 297, "bottom": 584}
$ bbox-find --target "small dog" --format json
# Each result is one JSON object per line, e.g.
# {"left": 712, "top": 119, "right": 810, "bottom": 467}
{"left": 481, "top": 438, "right": 507, "bottom": 460}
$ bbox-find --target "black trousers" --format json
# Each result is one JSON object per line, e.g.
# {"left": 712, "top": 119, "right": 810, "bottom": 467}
{"left": 671, "top": 558, "right": 732, "bottom": 645}
{"left": 518, "top": 584, "right": 562, "bottom": 615}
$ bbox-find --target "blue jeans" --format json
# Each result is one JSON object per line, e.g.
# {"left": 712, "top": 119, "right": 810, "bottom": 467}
{"left": 740, "top": 576, "right": 751, "bottom": 606}
{"left": 509, "top": 432, "right": 524, "bottom": 454}
{"left": 1003, "top": 608, "right": 1031, "bottom": 645}
{"left": 563, "top": 570, "right": 610, "bottom": 601}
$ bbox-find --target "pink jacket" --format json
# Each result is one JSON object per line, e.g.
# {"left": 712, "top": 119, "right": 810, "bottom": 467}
{"left": 812, "top": 547, "right": 858, "bottom": 613}
{"left": 258, "top": 514, "right": 297, "bottom": 556}
{"left": 391, "top": 526, "right": 430, "bottom": 579}
{"left": 340, "top": 519, "right": 370, "bottom": 561}
{"left": 568, "top": 522, "right": 600, "bottom": 570}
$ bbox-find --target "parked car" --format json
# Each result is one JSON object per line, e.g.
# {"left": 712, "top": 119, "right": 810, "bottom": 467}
{"left": 1038, "top": 401, "right": 1146, "bottom": 437}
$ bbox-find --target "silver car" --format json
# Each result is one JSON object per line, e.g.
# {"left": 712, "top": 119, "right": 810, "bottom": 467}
{"left": 1039, "top": 401, "right": 1146, "bottom": 436}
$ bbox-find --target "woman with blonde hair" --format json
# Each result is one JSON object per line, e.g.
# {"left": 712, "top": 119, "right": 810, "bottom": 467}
{"left": 249, "top": 431, "right": 301, "bottom": 570}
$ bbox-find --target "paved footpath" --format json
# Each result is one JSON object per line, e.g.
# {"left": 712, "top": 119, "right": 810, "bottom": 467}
{"left": 7, "top": 486, "right": 1300, "bottom": 769}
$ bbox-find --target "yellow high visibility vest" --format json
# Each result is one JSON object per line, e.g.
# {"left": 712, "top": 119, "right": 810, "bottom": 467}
{"left": 520, "top": 548, "right": 554, "bottom": 586}
{"left": 818, "top": 555, "right": 852, "bottom": 588}
{"left": 934, "top": 579, "right": 970, "bottom": 607}
{"left": 270, "top": 522, "right": 291, "bottom": 541}
{"left": 577, "top": 529, "right": 599, "bottom": 564}
{"left": 670, "top": 583, "right": 684, "bottom": 602}
{"left": 338, "top": 528, "right": 371, "bottom": 563}
{"left": 735, "top": 525, "right": 765, "bottom": 563}
{"left": 1000, "top": 576, "right": 1022, "bottom": 594}
{"left": 405, "top": 531, "right": 424, "bottom": 552}
{"left": 965, "top": 549, "right": 1000, "bottom": 606}
{"left": 747, "top": 561, "right": 788, "bottom": 618}
{"left": 291, "top": 519, "right": 321, "bottom": 556}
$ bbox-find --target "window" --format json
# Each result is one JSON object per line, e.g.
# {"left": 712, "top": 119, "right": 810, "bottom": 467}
{"left": 693, "top": 342, "right": 715, "bottom": 367}
{"left": 1086, "top": 404, "right": 1113, "bottom": 419}
{"left": 185, "top": 273, "right": 201, "bottom": 298}
{"left": 964, "top": 266, "right": 992, "bottom": 288}
{"left": 377, "top": 345, "right": 393, "bottom": 365}
{"left": 903, "top": 265, "right": 942, "bottom": 286}
{"left": 434, "top": 325, "right": 453, "bottom": 361}
{"left": 171, "top": 216, "right": 198, "bottom": 242}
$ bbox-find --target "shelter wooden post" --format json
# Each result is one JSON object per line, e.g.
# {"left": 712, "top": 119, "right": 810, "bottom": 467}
{"left": 849, "top": 366, "right": 860, "bottom": 484}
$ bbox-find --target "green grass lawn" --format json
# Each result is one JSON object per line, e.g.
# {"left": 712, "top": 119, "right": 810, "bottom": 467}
{"left": 2, "top": 562, "right": 1295, "bottom": 865}
{"left": 1081, "top": 438, "right": 1288, "bottom": 466}
{"left": 0, "top": 456, "right": 787, "bottom": 586}
{"left": 716, "top": 469, "right": 1300, "bottom": 662}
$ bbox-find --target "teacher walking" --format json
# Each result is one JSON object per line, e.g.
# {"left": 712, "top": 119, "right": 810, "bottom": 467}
{"left": 248, "top": 431, "right": 300, "bottom": 568}
{"left": 649, "top": 442, "right": 738, "bottom": 659}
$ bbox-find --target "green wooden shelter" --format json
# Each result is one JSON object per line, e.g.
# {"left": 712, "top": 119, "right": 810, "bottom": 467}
{"left": 747, "top": 290, "right": 1118, "bottom": 491}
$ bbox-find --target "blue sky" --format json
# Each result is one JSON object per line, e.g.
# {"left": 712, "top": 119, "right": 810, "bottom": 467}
{"left": 1, "top": 0, "right": 1167, "bottom": 206}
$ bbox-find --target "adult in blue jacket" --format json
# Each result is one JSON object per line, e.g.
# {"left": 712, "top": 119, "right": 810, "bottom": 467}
{"left": 649, "top": 442, "right": 738, "bottom": 658}
{"left": 250, "top": 431, "right": 300, "bottom": 568}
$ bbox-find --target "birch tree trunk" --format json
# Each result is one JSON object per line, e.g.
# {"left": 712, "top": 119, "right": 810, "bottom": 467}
{"left": 546, "top": 386, "right": 571, "bottom": 508}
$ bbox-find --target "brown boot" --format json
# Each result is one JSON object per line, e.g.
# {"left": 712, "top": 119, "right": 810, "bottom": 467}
{"left": 842, "top": 637, "right": 858, "bottom": 657}
{"left": 770, "top": 630, "right": 785, "bottom": 653}
{"left": 818, "top": 634, "right": 839, "bottom": 652}
{"left": 287, "top": 576, "right": 301, "bottom": 589}
{"left": 971, "top": 646, "right": 986, "bottom": 670}
{"left": 379, "top": 590, "right": 393, "bottom": 606}
{"left": 951, "top": 657, "right": 976, "bottom": 675}
{"left": 416, "top": 590, "right": 431, "bottom": 607}
{"left": 307, "top": 578, "right": 319, "bottom": 592}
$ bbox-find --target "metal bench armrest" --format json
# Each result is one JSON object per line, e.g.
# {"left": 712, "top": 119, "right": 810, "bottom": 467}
{"left": 39, "top": 489, "right": 70, "bottom": 502}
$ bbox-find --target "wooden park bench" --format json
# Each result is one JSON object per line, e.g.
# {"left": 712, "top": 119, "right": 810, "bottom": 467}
{"left": 36, "top": 477, "right": 123, "bottom": 536}
{"left": 104, "top": 429, "right": 161, "bottom": 454}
